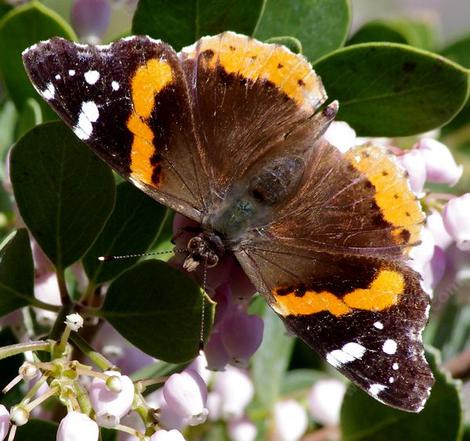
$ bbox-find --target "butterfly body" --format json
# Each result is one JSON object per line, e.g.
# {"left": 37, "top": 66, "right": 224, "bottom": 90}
{"left": 22, "top": 32, "right": 434, "bottom": 412}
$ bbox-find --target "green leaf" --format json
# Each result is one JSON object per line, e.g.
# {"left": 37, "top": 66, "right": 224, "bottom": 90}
{"left": 15, "top": 97, "right": 42, "bottom": 139}
{"left": 0, "top": 229, "right": 34, "bottom": 318}
{"left": 348, "top": 19, "right": 436, "bottom": 50}
{"left": 16, "top": 419, "right": 57, "bottom": 441}
{"left": 265, "top": 36, "right": 302, "bottom": 54}
{"left": 100, "top": 260, "right": 214, "bottom": 363}
{"left": 252, "top": 302, "right": 294, "bottom": 408}
{"left": 10, "top": 122, "right": 115, "bottom": 270}
{"left": 255, "top": 0, "right": 351, "bottom": 62}
{"left": 0, "top": 2, "right": 76, "bottom": 116}
{"left": 0, "top": 100, "right": 17, "bottom": 162}
{"left": 340, "top": 348, "right": 463, "bottom": 441}
{"left": 132, "top": 0, "right": 265, "bottom": 50}
{"left": 348, "top": 21, "right": 409, "bottom": 46}
{"left": 83, "top": 182, "right": 166, "bottom": 285}
{"left": 441, "top": 35, "right": 470, "bottom": 69}
{"left": 314, "top": 43, "right": 470, "bottom": 136}
{"left": 281, "top": 369, "right": 329, "bottom": 395}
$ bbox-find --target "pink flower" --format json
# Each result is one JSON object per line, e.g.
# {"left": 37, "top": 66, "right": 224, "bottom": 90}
{"left": 272, "top": 400, "right": 308, "bottom": 441}
{"left": 34, "top": 272, "right": 61, "bottom": 327}
{"left": 397, "top": 149, "right": 426, "bottom": 196}
{"left": 417, "top": 138, "right": 463, "bottom": 186}
{"left": 213, "top": 366, "right": 254, "bottom": 419}
{"left": 220, "top": 311, "right": 264, "bottom": 367}
{"left": 150, "top": 429, "right": 186, "bottom": 441}
{"left": 308, "top": 379, "right": 346, "bottom": 426}
{"left": 443, "top": 194, "right": 470, "bottom": 251}
{"left": 89, "top": 371, "right": 135, "bottom": 423}
{"left": 0, "top": 405, "right": 10, "bottom": 441}
{"left": 57, "top": 412, "right": 99, "bottom": 441}
{"left": 162, "top": 369, "right": 208, "bottom": 426}
{"left": 71, "top": 0, "right": 111, "bottom": 43}
{"left": 427, "top": 210, "right": 453, "bottom": 250}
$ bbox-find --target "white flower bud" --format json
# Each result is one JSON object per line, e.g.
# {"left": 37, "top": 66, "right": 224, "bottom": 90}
{"left": 57, "top": 411, "right": 99, "bottom": 441}
{"left": 272, "top": 400, "right": 308, "bottom": 441}
{"left": 65, "top": 313, "right": 84, "bottom": 331}
{"left": 0, "top": 405, "right": 10, "bottom": 441}
{"left": 417, "top": 138, "right": 463, "bottom": 186}
{"left": 89, "top": 371, "right": 134, "bottom": 420}
{"left": 95, "top": 411, "right": 120, "bottom": 428}
{"left": 427, "top": 210, "right": 453, "bottom": 250}
{"left": 163, "top": 370, "right": 208, "bottom": 426}
{"left": 308, "top": 379, "right": 346, "bottom": 426}
{"left": 213, "top": 366, "right": 254, "bottom": 419}
{"left": 9, "top": 405, "right": 29, "bottom": 426}
{"left": 19, "top": 362, "right": 39, "bottom": 380}
{"left": 150, "top": 429, "right": 186, "bottom": 441}
{"left": 409, "top": 227, "right": 435, "bottom": 276}
{"left": 228, "top": 416, "right": 257, "bottom": 441}
{"left": 443, "top": 194, "right": 470, "bottom": 250}
{"left": 106, "top": 374, "right": 123, "bottom": 393}
{"left": 324, "top": 121, "right": 357, "bottom": 153}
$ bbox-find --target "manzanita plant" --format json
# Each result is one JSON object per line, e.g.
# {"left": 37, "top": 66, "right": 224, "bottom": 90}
{"left": 0, "top": 1, "right": 468, "bottom": 440}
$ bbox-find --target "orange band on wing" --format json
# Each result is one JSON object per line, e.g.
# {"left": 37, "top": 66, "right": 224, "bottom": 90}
{"left": 345, "top": 144, "right": 424, "bottom": 249}
{"left": 273, "top": 269, "right": 404, "bottom": 317}
{"left": 182, "top": 32, "right": 326, "bottom": 112}
{"left": 127, "top": 59, "right": 174, "bottom": 184}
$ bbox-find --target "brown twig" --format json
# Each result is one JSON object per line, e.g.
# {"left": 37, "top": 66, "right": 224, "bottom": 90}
{"left": 444, "top": 348, "right": 470, "bottom": 380}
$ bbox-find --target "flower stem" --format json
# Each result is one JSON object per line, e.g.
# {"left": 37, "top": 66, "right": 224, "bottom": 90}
{"left": 0, "top": 341, "right": 53, "bottom": 361}
{"left": 69, "top": 333, "right": 113, "bottom": 370}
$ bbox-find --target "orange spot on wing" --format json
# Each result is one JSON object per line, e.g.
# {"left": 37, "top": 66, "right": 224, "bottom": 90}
{"left": 127, "top": 59, "right": 174, "bottom": 184}
{"left": 184, "top": 32, "right": 326, "bottom": 111}
{"left": 273, "top": 269, "right": 404, "bottom": 317}
{"left": 345, "top": 144, "right": 424, "bottom": 250}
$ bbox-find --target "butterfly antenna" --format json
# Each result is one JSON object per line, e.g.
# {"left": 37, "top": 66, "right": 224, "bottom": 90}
{"left": 98, "top": 249, "right": 186, "bottom": 261}
{"left": 199, "top": 257, "right": 208, "bottom": 351}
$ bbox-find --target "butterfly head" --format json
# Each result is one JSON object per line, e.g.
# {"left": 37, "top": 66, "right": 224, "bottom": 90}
{"left": 183, "top": 231, "right": 225, "bottom": 272}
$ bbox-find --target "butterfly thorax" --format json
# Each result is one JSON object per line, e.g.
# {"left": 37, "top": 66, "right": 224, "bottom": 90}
{"left": 209, "top": 155, "right": 305, "bottom": 241}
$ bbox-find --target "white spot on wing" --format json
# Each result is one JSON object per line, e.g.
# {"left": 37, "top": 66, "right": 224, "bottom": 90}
{"left": 373, "top": 321, "right": 384, "bottom": 330}
{"left": 111, "top": 81, "right": 120, "bottom": 91}
{"left": 73, "top": 101, "right": 99, "bottom": 140}
{"left": 55, "top": 74, "right": 61, "bottom": 80}
{"left": 84, "top": 70, "right": 100, "bottom": 85}
{"left": 41, "top": 82, "right": 55, "bottom": 100}
{"left": 69, "top": 69, "right": 76, "bottom": 76}
{"left": 369, "top": 383, "right": 387, "bottom": 397}
{"left": 389, "top": 377, "right": 394, "bottom": 383}
{"left": 392, "top": 362, "right": 399, "bottom": 370}
{"left": 383, "top": 339, "right": 397, "bottom": 355}
{"left": 326, "top": 342, "right": 366, "bottom": 368}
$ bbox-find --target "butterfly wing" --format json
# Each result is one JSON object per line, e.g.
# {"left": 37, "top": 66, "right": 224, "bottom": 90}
{"left": 235, "top": 140, "right": 433, "bottom": 412}
{"left": 178, "top": 32, "right": 332, "bottom": 206}
{"left": 22, "top": 36, "right": 210, "bottom": 221}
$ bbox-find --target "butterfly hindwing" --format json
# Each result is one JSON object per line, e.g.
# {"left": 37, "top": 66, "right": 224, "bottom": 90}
{"left": 22, "top": 36, "right": 210, "bottom": 221}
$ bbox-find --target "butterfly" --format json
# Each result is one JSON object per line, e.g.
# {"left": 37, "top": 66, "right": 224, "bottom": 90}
{"left": 22, "top": 31, "right": 434, "bottom": 412}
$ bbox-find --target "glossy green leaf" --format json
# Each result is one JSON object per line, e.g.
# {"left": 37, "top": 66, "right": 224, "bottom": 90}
{"left": 0, "top": 229, "right": 34, "bottom": 318}
{"left": 442, "top": 35, "right": 470, "bottom": 68}
{"left": 252, "top": 302, "right": 294, "bottom": 408}
{"left": 132, "top": 0, "right": 265, "bottom": 50}
{"left": 83, "top": 182, "right": 166, "bottom": 285}
{"left": 314, "top": 43, "right": 469, "bottom": 136}
{"left": 0, "top": 2, "right": 75, "bottom": 116}
{"left": 255, "top": 0, "right": 350, "bottom": 62}
{"left": 16, "top": 419, "right": 57, "bottom": 441}
{"left": 441, "top": 35, "right": 470, "bottom": 138}
{"left": 348, "top": 19, "right": 436, "bottom": 50}
{"left": 15, "top": 97, "right": 42, "bottom": 139}
{"left": 10, "top": 122, "right": 115, "bottom": 270}
{"left": 101, "top": 260, "right": 214, "bottom": 363}
{"left": 341, "top": 348, "right": 463, "bottom": 441}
